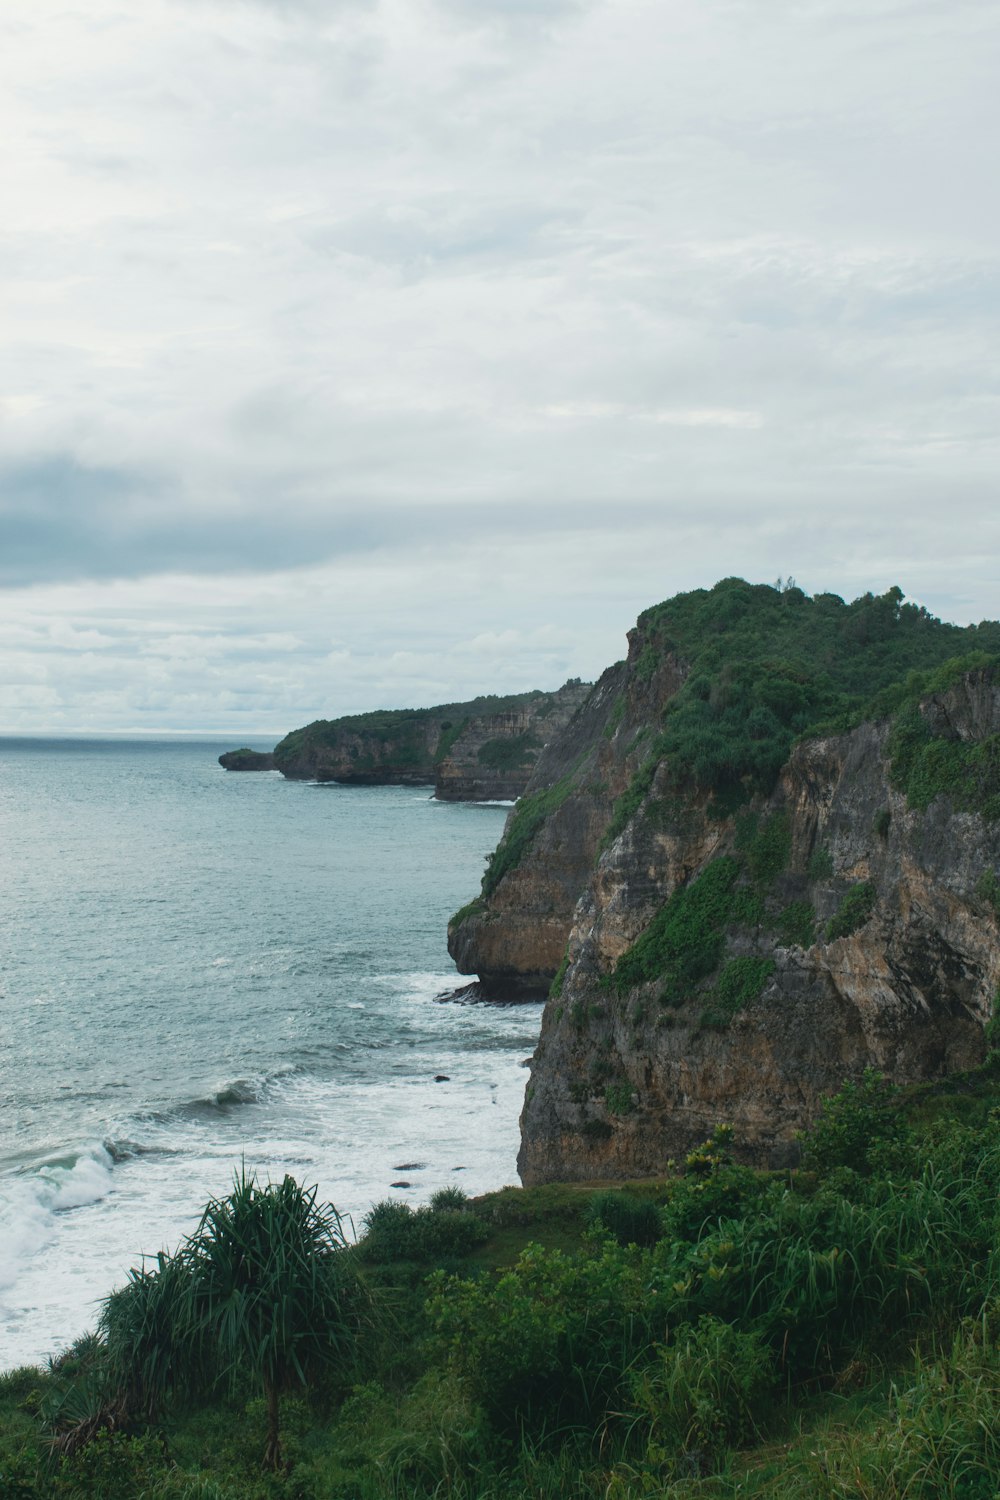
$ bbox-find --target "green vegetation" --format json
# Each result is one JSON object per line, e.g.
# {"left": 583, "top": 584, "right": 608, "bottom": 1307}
{"left": 447, "top": 897, "right": 484, "bottom": 930}
{"left": 549, "top": 950, "right": 569, "bottom": 1000}
{"left": 628, "top": 579, "right": 1000, "bottom": 800}
{"left": 774, "top": 899, "right": 816, "bottom": 949}
{"left": 603, "top": 1082, "right": 637, "bottom": 1116}
{"left": 433, "top": 717, "right": 468, "bottom": 764}
{"left": 735, "top": 811, "right": 791, "bottom": 888}
{"left": 480, "top": 773, "right": 576, "bottom": 900}
{"left": 699, "top": 956, "right": 776, "bottom": 1030}
{"left": 475, "top": 732, "right": 541, "bottom": 771}
{"left": 976, "top": 868, "right": 1000, "bottom": 917}
{"left": 611, "top": 857, "right": 740, "bottom": 1002}
{"left": 825, "top": 882, "right": 878, "bottom": 941}
{"left": 807, "top": 843, "right": 834, "bottom": 880}
{"left": 5, "top": 1068, "right": 1000, "bottom": 1498}
{"left": 273, "top": 690, "right": 552, "bottom": 774}
{"left": 888, "top": 702, "right": 1000, "bottom": 818}
{"left": 603, "top": 695, "right": 626, "bottom": 739}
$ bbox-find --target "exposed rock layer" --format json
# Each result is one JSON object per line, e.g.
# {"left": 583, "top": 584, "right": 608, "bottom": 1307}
{"left": 268, "top": 684, "right": 590, "bottom": 797}
{"left": 448, "top": 614, "right": 1000, "bottom": 1182}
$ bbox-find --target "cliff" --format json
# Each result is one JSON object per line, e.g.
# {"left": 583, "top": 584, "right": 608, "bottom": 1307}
{"left": 270, "top": 683, "right": 590, "bottom": 795}
{"left": 434, "top": 681, "right": 590, "bottom": 801}
{"left": 447, "top": 579, "right": 1000, "bottom": 1180}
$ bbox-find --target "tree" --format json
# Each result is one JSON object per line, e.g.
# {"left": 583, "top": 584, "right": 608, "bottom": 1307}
{"left": 181, "top": 1169, "right": 372, "bottom": 1468}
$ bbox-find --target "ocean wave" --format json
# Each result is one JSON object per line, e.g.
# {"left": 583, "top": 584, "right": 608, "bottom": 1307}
{"left": 138, "top": 1065, "right": 301, "bottom": 1127}
{"left": 0, "top": 1145, "right": 115, "bottom": 1291}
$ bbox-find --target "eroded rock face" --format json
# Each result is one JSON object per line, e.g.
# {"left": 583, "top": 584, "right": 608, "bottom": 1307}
{"left": 434, "top": 682, "right": 591, "bottom": 802}
{"left": 518, "top": 694, "right": 1000, "bottom": 1183}
{"left": 218, "top": 749, "right": 276, "bottom": 771}
{"left": 447, "top": 618, "right": 1000, "bottom": 1182}
{"left": 270, "top": 684, "right": 592, "bottom": 793}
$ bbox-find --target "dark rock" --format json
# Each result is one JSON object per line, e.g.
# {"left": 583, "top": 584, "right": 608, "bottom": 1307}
{"left": 219, "top": 748, "right": 275, "bottom": 771}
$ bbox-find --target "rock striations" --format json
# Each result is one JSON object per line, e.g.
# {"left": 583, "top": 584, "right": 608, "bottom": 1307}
{"left": 267, "top": 683, "right": 590, "bottom": 799}
{"left": 447, "top": 579, "right": 1000, "bottom": 1182}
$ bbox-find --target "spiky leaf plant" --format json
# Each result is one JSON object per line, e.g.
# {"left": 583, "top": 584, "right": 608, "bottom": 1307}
{"left": 180, "top": 1169, "right": 372, "bottom": 1469}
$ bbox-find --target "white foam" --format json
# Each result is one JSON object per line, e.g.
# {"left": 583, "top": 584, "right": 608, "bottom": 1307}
{"left": 0, "top": 1145, "right": 114, "bottom": 1290}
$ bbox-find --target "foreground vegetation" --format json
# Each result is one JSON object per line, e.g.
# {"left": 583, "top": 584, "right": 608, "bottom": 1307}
{"left": 3, "top": 1065, "right": 1000, "bottom": 1499}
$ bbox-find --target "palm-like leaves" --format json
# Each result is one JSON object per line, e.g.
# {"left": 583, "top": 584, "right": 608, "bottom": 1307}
{"left": 182, "top": 1170, "right": 370, "bottom": 1467}
{"left": 95, "top": 1169, "right": 372, "bottom": 1469}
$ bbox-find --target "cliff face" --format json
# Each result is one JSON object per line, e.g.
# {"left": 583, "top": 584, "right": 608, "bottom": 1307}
{"left": 435, "top": 682, "right": 591, "bottom": 801}
{"left": 270, "top": 684, "right": 590, "bottom": 794}
{"left": 448, "top": 583, "right": 1000, "bottom": 1181}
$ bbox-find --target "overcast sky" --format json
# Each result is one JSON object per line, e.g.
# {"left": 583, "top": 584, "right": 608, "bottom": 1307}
{"left": 2, "top": 0, "right": 999, "bottom": 734}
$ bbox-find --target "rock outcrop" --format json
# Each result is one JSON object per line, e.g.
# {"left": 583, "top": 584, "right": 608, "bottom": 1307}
{"left": 218, "top": 748, "right": 275, "bottom": 771}
{"left": 434, "top": 681, "right": 591, "bottom": 801}
{"left": 447, "top": 580, "right": 1000, "bottom": 1181}
{"left": 269, "top": 684, "right": 591, "bottom": 796}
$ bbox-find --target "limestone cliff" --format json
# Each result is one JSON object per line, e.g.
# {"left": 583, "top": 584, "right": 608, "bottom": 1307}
{"left": 435, "top": 681, "right": 591, "bottom": 801}
{"left": 269, "top": 684, "right": 590, "bottom": 794}
{"left": 447, "top": 580, "right": 1000, "bottom": 1181}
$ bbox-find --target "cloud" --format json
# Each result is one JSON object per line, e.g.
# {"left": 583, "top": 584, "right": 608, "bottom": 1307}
{"left": 1, "top": 0, "right": 999, "bottom": 729}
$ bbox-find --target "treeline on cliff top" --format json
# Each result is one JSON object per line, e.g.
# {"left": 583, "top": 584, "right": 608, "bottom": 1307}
{"left": 4, "top": 1065, "right": 1000, "bottom": 1498}
{"left": 631, "top": 578, "right": 1000, "bottom": 796}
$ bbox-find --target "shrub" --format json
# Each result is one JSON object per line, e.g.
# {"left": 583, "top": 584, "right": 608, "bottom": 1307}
{"left": 736, "top": 812, "right": 791, "bottom": 888}
{"left": 613, "top": 858, "right": 740, "bottom": 1001}
{"left": 480, "top": 774, "right": 576, "bottom": 898}
{"left": 626, "top": 1316, "right": 774, "bottom": 1472}
{"left": 603, "top": 1083, "right": 636, "bottom": 1116}
{"left": 825, "top": 882, "right": 877, "bottom": 941}
{"left": 808, "top": 844, "right": 834, "bottom": 880}
{"left": 699, "top": 956, "right": 775, "bottom": 1030}
{"left": 775, "top": 900, "right": 816, "bottom": 948}
{"left": 798, "top": 1070, "right": 911, "bottom": 1176}
{"left": 360, "top": 1200, "right": 489, "bottom": 1264}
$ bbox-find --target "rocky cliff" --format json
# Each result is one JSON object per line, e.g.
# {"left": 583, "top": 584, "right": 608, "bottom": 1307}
{"left": 447, "top": 579, "right": 1000, "bottom": 1181}
{"left": 435, "top": 681, "right": 591, "bottom": 801}
{"left": 269, "top": 684, "right": 590, "bottom": 794}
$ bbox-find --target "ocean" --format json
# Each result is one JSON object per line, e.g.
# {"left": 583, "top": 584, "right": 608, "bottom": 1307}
{"left": 0, "top": 738, "right": 540, "bottom": 1370}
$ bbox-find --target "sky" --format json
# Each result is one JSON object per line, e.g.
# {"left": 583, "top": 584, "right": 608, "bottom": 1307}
{"left": 2, "top": 0, "right": 999, "bottom": 735}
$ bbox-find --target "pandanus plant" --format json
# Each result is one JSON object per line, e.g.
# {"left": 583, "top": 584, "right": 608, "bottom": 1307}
{"left": 96, "top": 1169, "right": 372, "bottom": 1470}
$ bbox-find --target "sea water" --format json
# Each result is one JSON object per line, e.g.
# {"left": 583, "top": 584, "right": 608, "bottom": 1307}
{"left": 0, "top": 738, "right": 540, "bottom": 1369}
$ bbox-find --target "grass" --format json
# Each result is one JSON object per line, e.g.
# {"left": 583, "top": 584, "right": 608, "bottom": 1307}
{"left": 6, "top": 1069, "right": 1000, "bottom": 1500}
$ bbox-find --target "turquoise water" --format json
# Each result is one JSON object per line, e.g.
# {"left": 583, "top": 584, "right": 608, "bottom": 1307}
{"left": 0, "top": 740, "right": 538, "bottom": 1368}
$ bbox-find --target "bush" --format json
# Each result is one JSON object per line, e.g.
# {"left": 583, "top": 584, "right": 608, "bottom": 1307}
{"left": 798, "top": 1071, "right": 911, "bottom": 1176}
{"left": 613, "top": 858, "right": 740, "bottom": 1001}
{"left": 603, "top": 1083, "right": 636, "bottom": 1116}
{"left": 775, "top": 899, "right": 816, "bottom": 948}
{"left": 825, "top": 881, "right": 877, "bottom": 941}
{"left": 360, "top": 1200, "right": 489, "bottom": 1264}
{"left": 699, "top": 956, "right": 775, "bottom": 1029}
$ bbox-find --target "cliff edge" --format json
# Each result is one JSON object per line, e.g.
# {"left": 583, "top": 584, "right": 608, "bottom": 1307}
{"left": 447, "top": 579, "right": 1000, "bottom": 1179}
{"left": 269, "top": 683, "right": 590, "bottom": 798}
